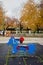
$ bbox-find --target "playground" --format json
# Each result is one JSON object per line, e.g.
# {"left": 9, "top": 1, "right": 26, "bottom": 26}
{"left": 0, "top": 36, "right": 43, "bottom": 65}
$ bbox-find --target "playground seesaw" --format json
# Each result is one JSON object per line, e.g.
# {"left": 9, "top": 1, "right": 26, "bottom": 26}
{"left": 7, "top": 36, "right": 37, "bottom": 56}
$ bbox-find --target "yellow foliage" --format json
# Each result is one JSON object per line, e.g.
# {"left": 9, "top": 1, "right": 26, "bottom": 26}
{"left": 20, "top": 0, "right": 43, "bottom": 31}
{"left": 0, "top": 5, "right": 4, "bottom": 30}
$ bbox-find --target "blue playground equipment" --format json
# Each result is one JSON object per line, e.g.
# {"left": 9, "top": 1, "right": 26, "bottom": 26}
{"left": 7, "top": 36, "right": 19, "bottom": 45}
{"left": 7, "top": 36, "right": 36, "bottom": 55}
{"left": 28, "top": 44, "right": 36, "bottom": 55}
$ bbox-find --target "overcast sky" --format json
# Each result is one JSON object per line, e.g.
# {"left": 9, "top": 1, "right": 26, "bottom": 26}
{"left": 0, "top": 0, "right": 41, "bottom": 19}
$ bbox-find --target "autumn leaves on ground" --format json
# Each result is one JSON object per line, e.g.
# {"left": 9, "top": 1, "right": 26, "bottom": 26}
{"left": 0, "top": 0, "right": 43, "bottom": 32}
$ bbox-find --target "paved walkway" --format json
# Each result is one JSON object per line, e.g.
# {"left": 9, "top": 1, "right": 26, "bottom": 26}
{"left": 0, "top": 43, "right": 43, "bottom": 65}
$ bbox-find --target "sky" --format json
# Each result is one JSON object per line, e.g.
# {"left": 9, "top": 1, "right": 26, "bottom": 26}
{"left": 0, "top": 0, "right": 41, "bottom": 19}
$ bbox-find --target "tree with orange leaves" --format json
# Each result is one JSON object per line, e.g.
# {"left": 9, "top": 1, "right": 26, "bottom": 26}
{"left": 0, "top": 2, "right": 5, "bottom": 31}
{"left": 20, "top": 0, "right": 43, "bottom": 32}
